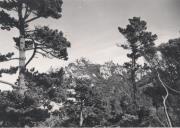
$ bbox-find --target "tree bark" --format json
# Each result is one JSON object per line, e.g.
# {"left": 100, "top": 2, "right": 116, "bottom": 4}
{"left": 18, "top": 2, "right": 27, "bottom": 95}
{"left": 19, "top": 36, "right": 26, "bottom": 94}
{"left": 79, "top": 110, "right": 84, "bottom": 127}
{"left": 79, "top": 100, "right": 84, "bottom": 127}
{"left": 132, "top": 55, "right": 137, "bottom": 105}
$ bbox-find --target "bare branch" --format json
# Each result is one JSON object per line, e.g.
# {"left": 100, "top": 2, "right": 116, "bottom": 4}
{"left": 164, "top": 83, "right": 180, "bottom": 94}
{"left": 24, "top": 4, "right": 31, "bottom": 20}
{"left": 157, "top": 72, "right": 172, "bottom": 128}
{"left": 155, "top": 115, "right": 166, "bottom": 127}
{"left": 25, "top": 30, "right": 35, "bottom": 33}
{"left": 0, "top": 58, "right": 19, "bottom": 62}
{"left": 25, "top": 16, "right": 40, "bottom": 23}
{"left": 25, "top": 39, "right": 37, "bottom": 67}
{"left": 0, "top": 80, "right": 18, "bottom": 89}
{"left": 36, "top": 51, "right": 49, "bottom": 58}
{"left": 143, "top": 54, "right": 173, "bottom": 127}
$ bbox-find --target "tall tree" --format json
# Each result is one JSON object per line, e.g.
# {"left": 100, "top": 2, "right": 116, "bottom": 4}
{"left": 118, "top": 17, "right": 157, "bottom": 105}
{"left": 0, "top": 0, "right": 70, "bottom": 94}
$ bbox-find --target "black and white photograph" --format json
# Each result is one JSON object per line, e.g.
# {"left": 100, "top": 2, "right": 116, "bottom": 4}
{"left": 0, "top": 0, "right": 179, "bottom": 127}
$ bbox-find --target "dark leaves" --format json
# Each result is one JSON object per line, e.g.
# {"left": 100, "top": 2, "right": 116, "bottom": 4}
{"left": 0, "top": 91, "right": 50, "bottom": 127}
{"left": 32, "top": 26, "right": 71, "bottom": 60}
{"left": 0, "top": 0, "right": 17, "bottom": 11}
{"left": 0, "top": 10, "right": 18, "bottom": 30}
{"left": 25, "top": 0, "right": 63, "bottom": 19}
{"left": 0, "top": 52, "right": 14, "bottom": 62}
{"left": 0, "top": 66, "right": 18, "bottom": 77}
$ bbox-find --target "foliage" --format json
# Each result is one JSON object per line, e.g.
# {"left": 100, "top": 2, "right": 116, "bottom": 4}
{"left": 0, "top": 91, "right": 50, "bottom": 127}
{"left": 0, "top": 0, "right": 71, "bottom": 86}
{"left": 24, "top": 68, "right": 67, "bottom": 103}
{"left": 118, "top": 17, "right": 157, "bottom": 104}
{"left": 56, "top": 59, "right": 156, "bottom": 127}
{"left": 0, "top": 4, "right": 180, "bottom": 126}
{"left": 0, "top": 67, "right": 67, "bottom": 127}
{"left": 0, "top": 0, "right": 70, "bottom": 126}
{"left": 0, "top": 52, "right": 18, "bottom": 76}
{"left": 0, "top": 0, "right": 63, "bottom": 30}
{"left": 118, "top": 17, "right": 157, "bottom": 66}
{"left": 155, "top": 38, "right": 180, "bottom": 126}
{"left": 63, "top": 78, "right": 105, "bottom": 127}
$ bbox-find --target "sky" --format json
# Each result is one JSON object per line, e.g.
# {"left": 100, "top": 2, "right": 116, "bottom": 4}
{"left": 0, "top": 0, "right": 180, "bottom": 90}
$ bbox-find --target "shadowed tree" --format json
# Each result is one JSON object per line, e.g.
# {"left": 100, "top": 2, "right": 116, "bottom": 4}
{"left": 118, "top": 17, "right": 157, "bottom": 105}
{"left": 0, "top": 0, "right": 70, "bottom": 94}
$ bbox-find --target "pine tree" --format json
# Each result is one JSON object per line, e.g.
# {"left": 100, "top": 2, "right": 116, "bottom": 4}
{"left": 0, "top": 0, "right": 71, "bottom": 127}
{"left": 118, "top": 17, "right": 157, "bottom": 105}
{"left": 0, "top": 0, "right": 70, "bottom": 95}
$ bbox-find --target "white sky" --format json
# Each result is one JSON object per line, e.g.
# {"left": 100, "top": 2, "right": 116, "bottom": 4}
{"left": 0, "top": 0, "right": 180, "bottom": 90}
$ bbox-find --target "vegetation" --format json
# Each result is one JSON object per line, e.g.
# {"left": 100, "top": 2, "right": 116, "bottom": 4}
{"left": 0, "top": 0, "right": 70, "bottom": 94}
{"left": 0, "top": 0, "right": 70, "bottom": 126}
{"left": 0, "top": 1, "right": 179, "bottom": 127}
{"left": 118, "top": 17, "right": 157, "bottom": 105}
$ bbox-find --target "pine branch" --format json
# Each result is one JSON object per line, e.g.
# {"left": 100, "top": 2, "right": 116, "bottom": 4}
{"left": 0, "top": 0, "right": 17, "bottom": 11}
{"left": 1, "top": 58, "right": 19, "bottom": 62}
{"left": 24, "top": 4, "right": 30, "bottom": 20}
{"left": 0, "top": 10, "right": 18, "bottom": 30}
{"left": 26, "top": 16, "right": 40, "bottom": 23}
{"left": 0, "top": 80, "right": 17, "bottom": 89}
{"left": 0, "top": 52, "right": 19, "bottom": 62}
{"left": 164, "top": 84, "right": 180, "bottom": 94}
{"left": 0, "top": 66, "right": 18, "bottom": 76}
{"left": 36, "top": 51, "right": 49, "bottom": 58}
{"left": 25, "top": 40, "right": 37, "bottom": 67}
{"left": 40, "top": 48, "right": 65, "bottom": 59}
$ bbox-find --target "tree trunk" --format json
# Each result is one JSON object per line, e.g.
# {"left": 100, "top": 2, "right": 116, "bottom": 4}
{"left": 79, "top": 100, "right": 84, "bottom": 127}
{"left": 79, "top": 110, "right": 84, "bottom": 127}
{"left": 19, "top": 36, "right": 26, "bottom": 95}
{"left": 132, "top": 55, "right": 137, "bottom": 105}
{"left": 18, "top": 2, "right": 27, "bottom": 95}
